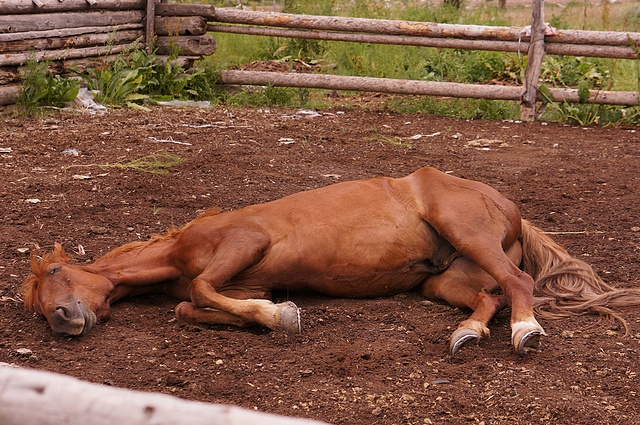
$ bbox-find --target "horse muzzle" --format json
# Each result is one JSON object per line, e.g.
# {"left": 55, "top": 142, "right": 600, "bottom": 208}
{"left": 48, "top": 300, "right": 97, "bottom": 336}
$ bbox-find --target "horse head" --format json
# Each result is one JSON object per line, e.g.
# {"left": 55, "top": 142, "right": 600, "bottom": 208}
{"left": 21, "top": 243, "right": 113, "bottom": 336}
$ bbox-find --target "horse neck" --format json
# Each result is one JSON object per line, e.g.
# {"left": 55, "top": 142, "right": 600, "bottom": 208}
{"left": 86, "top": 238, "right": 179, "bottom": 289}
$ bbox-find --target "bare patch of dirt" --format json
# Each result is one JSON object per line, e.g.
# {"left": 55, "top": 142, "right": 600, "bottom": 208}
{"left": 1, "top": 104, "right": 639, "bottom": 424}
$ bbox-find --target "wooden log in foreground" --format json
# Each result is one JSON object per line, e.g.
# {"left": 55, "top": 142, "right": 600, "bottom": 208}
{"left": 0, "top": 10, "right": 144, "bottom": 33}
{"left": 0, "top": 366, "right": 329, "bottom": 425}
{"left": 0, "top": 0, "right": 145, "bottom": 14}
{"left": 219, "top": 70, "right": 640, "bottom": 106}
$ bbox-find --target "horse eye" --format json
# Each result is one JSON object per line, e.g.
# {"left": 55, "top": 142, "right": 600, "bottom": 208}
{"left": 50, "top": 266, "right": 61, "bottom": 275}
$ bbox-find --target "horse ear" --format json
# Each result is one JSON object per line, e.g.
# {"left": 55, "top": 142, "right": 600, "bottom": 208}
{"left": 51, "top": 242, "right": 70, "bottom": 263}
{"left": 29, "top": 243, "right": 41, "bottom": 276}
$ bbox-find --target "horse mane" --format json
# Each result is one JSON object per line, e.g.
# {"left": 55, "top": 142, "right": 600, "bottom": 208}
{"left": 21, "top": 207, "right": 223, "bottom": 311}
{"left": 21, "top": 249, "right": 60, "bottom": 313}
{"left": 520, "top": 219, "right": 640, "bottom": 335}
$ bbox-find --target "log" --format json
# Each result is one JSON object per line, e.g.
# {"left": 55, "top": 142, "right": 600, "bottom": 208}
{"left": 0, "top": 23, "right": 143, "bottom": 42}
{"left": 155, "top": 3, "right": 216, "bottom": 20}
{"left": 219, "top": 70, "right": 640, "bottom": 106}
{"left": 0, "top": 29, "right": 143, "bottom": 53}
{"left": 546, "top": 28, "right": 640, "bottom": 47}
{"left": 0, "top": 42, "right": 143, "bottom": 66}
{"left": 156, "top": 16, "right": 207, "bottom": 36}
{"left": 211, "top": 8, "right": 640, "bottom": 47}
{"left": 212, "top": 8, "right": 528, "bottom": 41}
{"left": 0, "top": 366, "right": 329, "bottom": 425}
{"left": 549, "top": 87, "right": 639, "bottom": 106}
{"left": 520, "top": 0, "right": 546, "bottom": 121}
{"left": 0, "top": 0, "right": 145, "bottom": 14}
{"left": 60, "top": 54, "right": 199, "bottom": 73}
{"left": 0, "top": 10, "right": 144, "bottom": 33}
{"left": 156, "top": 34, "right": 216, "bottom": 56}
{"left": 0, "top": 67, "right": 19, "bottom": 85}
{"left": 208, "top": 24, "right": 639, "bottom": 60}
{"left": 0, "top": 84, "right": 20, "bottom": 106}
{"left": 220, "top": 70, "right": 525, "bottom": 100}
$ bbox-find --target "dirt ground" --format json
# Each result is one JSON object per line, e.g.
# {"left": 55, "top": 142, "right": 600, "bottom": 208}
{"left": 1, "top": 100, "right": 639, "bottom": 424}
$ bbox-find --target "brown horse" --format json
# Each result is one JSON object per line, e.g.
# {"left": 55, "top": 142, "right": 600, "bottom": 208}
{"left": 21, "top": 166, "right": 640, "bottom": 356}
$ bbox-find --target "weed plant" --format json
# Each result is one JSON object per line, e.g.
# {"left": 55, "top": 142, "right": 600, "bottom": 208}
{"left": 17, "top": 56, "right": 80, "bottom": 115}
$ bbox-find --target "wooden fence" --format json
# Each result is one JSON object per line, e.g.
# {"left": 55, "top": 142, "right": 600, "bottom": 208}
{"left": 207, "top": 0, "right": 640, "bottom": 121}
{"left": 0, "top": 0, "right": 639, "bottom": 120}
{"left": 0, "top": 0, "right": 217, "bottom": 110}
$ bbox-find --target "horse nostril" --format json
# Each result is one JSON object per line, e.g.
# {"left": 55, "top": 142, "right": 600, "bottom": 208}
{"left": 55, "top": 305, "right": 71, "bottom": 320}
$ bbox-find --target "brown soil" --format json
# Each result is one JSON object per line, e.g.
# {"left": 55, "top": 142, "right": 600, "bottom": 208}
{"left": 1, "top": 102, "right": 639, "bottom": 424}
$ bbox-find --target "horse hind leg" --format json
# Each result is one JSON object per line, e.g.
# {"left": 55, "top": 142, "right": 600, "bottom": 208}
{"left": 421, "top": 242, "right": 519, "bottom": 356}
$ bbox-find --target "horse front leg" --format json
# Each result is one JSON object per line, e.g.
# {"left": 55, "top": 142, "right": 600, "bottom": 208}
{"left": 188, "top": 280, "right": 301, "bottom": 333}
{"left": 175, "top": 299, "right": 300, "bottom": 333}
{"left": 180, "top": 229, "right": 301, "bottom": 333}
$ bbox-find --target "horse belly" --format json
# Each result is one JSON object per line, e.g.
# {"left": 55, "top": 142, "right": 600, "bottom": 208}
{"left": 238, "top": 225, "right": 446, "bottom": 298}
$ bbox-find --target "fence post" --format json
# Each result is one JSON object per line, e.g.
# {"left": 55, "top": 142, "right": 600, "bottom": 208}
{"left": 145, "top": 0, "right": 156, "bottom": 53}
{"left": 520, "top": 0, "right": 546, "bottom": 121}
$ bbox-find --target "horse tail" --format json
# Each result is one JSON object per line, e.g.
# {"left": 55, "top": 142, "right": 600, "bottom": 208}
{"left": 520, "top": 219, "right": 640, "bottom": 334}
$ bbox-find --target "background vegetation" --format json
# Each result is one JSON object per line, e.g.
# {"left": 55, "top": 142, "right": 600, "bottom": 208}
{"left": 18, "top": 0, "right": 640, "bottom": 125}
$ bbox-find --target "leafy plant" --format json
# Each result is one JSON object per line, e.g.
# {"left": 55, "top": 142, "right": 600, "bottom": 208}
{"left": 17, "top": 56, "right": 80, "bottom": 113}
{"left": 78, "top": 42, "right": 210, "bottom": 107}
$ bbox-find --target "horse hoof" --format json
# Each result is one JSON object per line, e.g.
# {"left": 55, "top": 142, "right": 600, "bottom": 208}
{"left": 277, "top": 301, "right": 301, "bottom": 334}
{"left": 515, "top": 330, "right": 542, "bottom": 356}
{"left": 449, "top": 329, "right": 480, "bottom": 357}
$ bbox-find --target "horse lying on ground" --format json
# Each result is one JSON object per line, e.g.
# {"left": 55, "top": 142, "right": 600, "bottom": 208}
{"left": 21, "top": 166, "right": 640, "bottom": 356}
